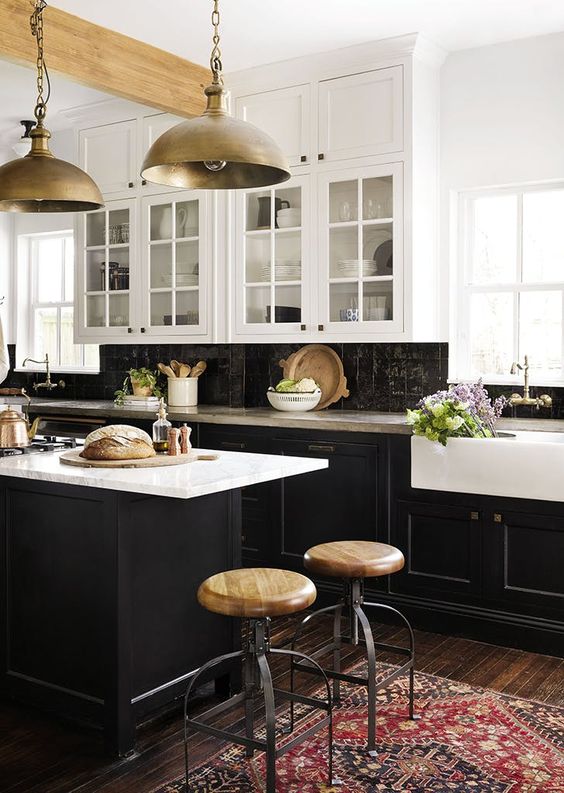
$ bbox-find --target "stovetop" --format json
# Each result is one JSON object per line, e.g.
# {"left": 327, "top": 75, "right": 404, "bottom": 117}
{"left": 0, "top": 436, "right": 80, "bottom": 458}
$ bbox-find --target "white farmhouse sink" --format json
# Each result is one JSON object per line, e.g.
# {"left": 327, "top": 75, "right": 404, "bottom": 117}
{"left": 411, "top": 431, "right": 564, "bottom": 502}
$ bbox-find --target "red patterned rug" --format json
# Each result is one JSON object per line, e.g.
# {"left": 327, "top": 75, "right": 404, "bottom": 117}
{"left": 155, "top": 660, "right": 564, "bottom": 792}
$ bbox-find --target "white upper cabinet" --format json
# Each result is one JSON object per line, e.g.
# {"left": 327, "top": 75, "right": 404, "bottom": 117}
{"left": 235, "top": 85, "right": 311, "bottom": 167}
{"left": 318, "top": 66, "right": 403, "bottom": 162}
{"left": 140, "top": 113, "right": 183, "bottom": 191}
{"left": 79, "top": 120, "right": 138, "bottom": 195}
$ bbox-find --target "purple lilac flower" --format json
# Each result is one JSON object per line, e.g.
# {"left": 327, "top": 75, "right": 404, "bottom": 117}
{"left": 417, "top": 380, "right": 507, "bottom": 437}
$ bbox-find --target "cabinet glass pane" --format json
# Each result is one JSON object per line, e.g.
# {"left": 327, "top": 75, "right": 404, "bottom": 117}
{"left": 176, "top": 290, "right": 199, "bottom": 325}
{"left": 177, "top": 200, "right": 199, "bottom": 238}
{"left": 329, "top": 180, "right": 358, "bottom": 223}
{"left": 363, "top": 281, "right": 393, "bottom": 321}
{"left": 176, "top": 240, "right": 199, "bottom": 287}
{"left": 330, "top": 283, "right": 360, "bottom": 322}
{"left": 108, "top": 209, "right": 129, "bottom": 245}
{"left": 246, "top": 191, "right": 272, "bottom": 231}
{"left": 86, "top": 250, "right": 106, "bottom": 292}
{"left": 107, "top": 247, "right": 130, "bottom": 291}
{"left": 151, "top": 291, "right": 172, "bottom": 326}
{"left": 362, "top": 175, "right": 393, "bottom": 220}
{"left": 86, "top": 212, "right": 105, "bottom": 247}
{"left": 150, "top": 243, "right": 173, "bottom": 288}
{"left": 245, "top": 234, "right": 270, "bottom": 283}
{"left": 87, "top": 295, "right": 105, "bottom": 327}
{"left": 274, "top": 186, "right": 301, "bottom": 228}
{"left": 271, "top": 285, "right": 301, "bottom": 323}
{"left": 246, "top": 285, "right": 270, "bottom": 323}
{"left": 362, "top": 225, "right": 393, "bottom": 276}
{"left": 330, "top": 226, "right": 358, "bottom": 278}
{"left": 108, "top": 294, "right": 129, "bottom": 327}
{"left": 150, "top": 203, "right": 173, "bottom": 241}
{"left": 275, "top": 231, "right": 301, "bottom": 281}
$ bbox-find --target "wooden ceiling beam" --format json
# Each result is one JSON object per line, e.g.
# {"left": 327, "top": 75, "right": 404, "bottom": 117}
{"left": 0, "top": 0, "right": 208, "bottom": 117}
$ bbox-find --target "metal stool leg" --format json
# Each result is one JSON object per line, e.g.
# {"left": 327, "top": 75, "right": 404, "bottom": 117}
{"left": 353, "top": 604, "right": 377, "bottom": 753}
{"left": 332, "top": 603, "right": 343, "bottom": 704}
{"left": 363, "top": 600, "right": 419, "bottom": 721}
{"left": 184, "top": 650, "right": 245, "bottom": 793}
{"left": 257, "top": 653, "right": 276, "bottom": 793}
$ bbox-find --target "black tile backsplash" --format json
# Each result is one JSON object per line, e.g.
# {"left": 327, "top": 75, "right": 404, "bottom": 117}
{"left": 3, "top": 342, "right": 449, "bottom": 412}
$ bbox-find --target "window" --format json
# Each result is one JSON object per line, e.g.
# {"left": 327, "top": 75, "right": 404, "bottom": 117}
{"left": 23, "top": 232, "right": 99, "bottom": 371}
{"left": 452, "top": 183, "right": 564, "bottom": 384}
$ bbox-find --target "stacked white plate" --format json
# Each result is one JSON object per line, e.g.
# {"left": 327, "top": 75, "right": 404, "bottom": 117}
{"left": 337, "top": 259, "right": 378, "bottom": 277}
{"left": 160, "top": 272, "right": 199, "bottom": 287}
{"left": 260, "top": 261, "right": 301, "bottom": 281}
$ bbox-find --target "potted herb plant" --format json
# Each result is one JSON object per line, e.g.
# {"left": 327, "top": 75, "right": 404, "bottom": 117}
{"left": 114, "top": 368, "right": 164, "bottom": 405}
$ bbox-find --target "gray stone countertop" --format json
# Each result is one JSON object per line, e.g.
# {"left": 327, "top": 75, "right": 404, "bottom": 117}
{"left": 23, "top": 399, "right": 564, "bottom": 435}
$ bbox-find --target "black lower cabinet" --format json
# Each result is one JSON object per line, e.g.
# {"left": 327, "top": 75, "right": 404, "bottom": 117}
{"left": 272, "top": 438, "right": 381, "bottom": 584}
{"left": 392, "top": 500, "right": 483, "bottom": 603}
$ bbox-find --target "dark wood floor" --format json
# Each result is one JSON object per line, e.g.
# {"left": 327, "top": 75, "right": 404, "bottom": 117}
{"left": 1, "top": 617, "right": 563, "bottom": 793}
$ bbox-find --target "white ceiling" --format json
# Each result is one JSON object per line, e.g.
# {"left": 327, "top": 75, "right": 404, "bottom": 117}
{"left": 50, "top": 0, "right": 564, "bottom": 70}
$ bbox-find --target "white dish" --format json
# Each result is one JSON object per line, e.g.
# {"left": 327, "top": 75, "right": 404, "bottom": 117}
{"left": 267, "top": 389, "right": 322, "bottom": 412}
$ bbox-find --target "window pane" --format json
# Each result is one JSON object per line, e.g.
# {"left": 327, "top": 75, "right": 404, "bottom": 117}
{"left": 64, "top": 238, "right": 74, "bottom": 302}
{"left": 470, "top": 292, "right": 513, "bottom": 376}
{"left": 35, "top": 238, "right": 64, "bottom": 302}
{"left": 523, "top": 190, "right": 564, "bottom": 283}
{"left": 519, "top": 291, "right": 562, "bottom": 375}
{"left": 471, "top": 195, "right": 517, "bottom": 284}
{"left": 34, "top": 308, "right": 58, "bottom": 362}
{"left": 59, "top": 307, "right": 81, "bottom": 367}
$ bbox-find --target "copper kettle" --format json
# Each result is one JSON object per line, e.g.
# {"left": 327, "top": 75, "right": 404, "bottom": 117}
{"left": 0, "top": 388, "right": 42, "bottom": 448}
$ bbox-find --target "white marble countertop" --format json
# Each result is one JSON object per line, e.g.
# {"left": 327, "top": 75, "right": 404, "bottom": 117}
{"left": 0, "top": 448, "right": 328, "bottom": 500}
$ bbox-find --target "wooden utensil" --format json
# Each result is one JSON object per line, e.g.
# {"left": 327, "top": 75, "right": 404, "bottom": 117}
{"left": 178, "top": 362, "right": 191, "bottom": 377}
{"left": 189, "top": 360, "right": 207, "bottom": 378}
{"left": 158, "top": 362, "right": 176, "bottom": 379}
{"left": 279, "top": 344, "right": 349, "bottom": 410}
{"left": 170, "top": 360, "right": 181, "bottom": 377}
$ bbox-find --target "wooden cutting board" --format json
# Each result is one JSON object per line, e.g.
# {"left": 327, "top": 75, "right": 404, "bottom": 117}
{"left": 59, "top": 449, "right": 218, "bottom": 468}
{"left": 279, "top": 344, "right": 349, "bottom": 410}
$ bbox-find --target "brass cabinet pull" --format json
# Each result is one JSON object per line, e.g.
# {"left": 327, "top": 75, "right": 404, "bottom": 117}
{"left": 493, "top": 512, "right": 503, "bottom": 523}
{"left": 308, "top": 444, "right": 335, "bottom": 453}
{"left": 221, "top": 440, "right": 246, "bottom": 450}
{"left": 470, "top": 511, "right": 480, "bottom": 521}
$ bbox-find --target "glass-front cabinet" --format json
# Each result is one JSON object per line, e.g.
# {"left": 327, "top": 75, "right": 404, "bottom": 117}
{"left": 235, "top": 176, "right": 310, "bottom": 337}
{"left": 141, "top": 191, "right": 210, "bottom": 337}
{"left": 77, "top": 199, "right": 136, "bottom": 338}
{"left": 318, "top": 162, "right": 403, "bottom": 334}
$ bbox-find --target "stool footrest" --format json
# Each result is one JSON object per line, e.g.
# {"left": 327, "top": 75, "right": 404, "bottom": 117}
{"left": 186, "top": 717, "right": 265, "bottom": 753}
{"left": 276, "top": 716, "right": 331, "bottom": 758}
{"left": 272, "top": 687, "right": 331, "bottom": 712}
{"left": 291, "top": 656, "right": 413, "bottom": 691}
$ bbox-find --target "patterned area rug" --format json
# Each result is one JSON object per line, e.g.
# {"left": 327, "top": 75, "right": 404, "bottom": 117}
{"left": 156, "top": 660, "right": 564, "bottom": 792}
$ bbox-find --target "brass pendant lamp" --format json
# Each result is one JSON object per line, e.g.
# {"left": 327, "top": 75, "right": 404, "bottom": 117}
{"left": 141, "top": 0, "right": 290, "bottom": 190}
{"left": 0, "top": 1, "right": 104, "bottom": 213}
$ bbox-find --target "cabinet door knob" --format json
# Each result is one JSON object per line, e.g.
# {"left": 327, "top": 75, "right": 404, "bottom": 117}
{"left": 318, "top": 153, "right": 324, "bottom": 160}
{"left": 140, "top": 327, "right": 146, "bottom": 333}
{"left": 493, "top": 512, "right": 503, "bottom": 523}
{"left": 317, "top": 324, "right": 324, "bottom": 331}
{"left": 128, "top": 181, "right": 134, "bottom": 188}
{"left": 141, "top": 179, "right": 147, "bottom": 186}
{"left": 300, "top": 324, "right": 306, "bottom": 331}
{"left": 127, "top": 327, "right": 132, "bottom": 333}
{"left": 300, "top": 155, "right": 307, "bottom": 163}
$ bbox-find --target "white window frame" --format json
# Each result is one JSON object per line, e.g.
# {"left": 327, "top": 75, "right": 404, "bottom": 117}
{"left": 450, "top": 180, "right": 564, "bottom": 386}
{"left": 16, "top": 230, "right": 99, "bottom": 374}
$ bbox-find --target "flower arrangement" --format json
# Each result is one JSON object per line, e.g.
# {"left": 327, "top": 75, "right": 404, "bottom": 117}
{"left": 406, "top": 381, "right": 507, "bottom": 446}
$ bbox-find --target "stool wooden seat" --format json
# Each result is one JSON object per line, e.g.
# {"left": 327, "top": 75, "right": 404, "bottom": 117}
{"left": 197, "top": 568, "right": 317, "bottom": 618}
{"left": 304, "top": 540, "right": 405, "bottom": 579}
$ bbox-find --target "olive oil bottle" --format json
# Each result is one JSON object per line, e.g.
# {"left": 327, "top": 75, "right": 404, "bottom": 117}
{"left": 152, "top": 398, "right": 171, "bottom": 452}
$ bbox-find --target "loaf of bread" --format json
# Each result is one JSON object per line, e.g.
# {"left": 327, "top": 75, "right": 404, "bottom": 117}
{"left": 81, "top": 424, "right": 156, "bottom": 461}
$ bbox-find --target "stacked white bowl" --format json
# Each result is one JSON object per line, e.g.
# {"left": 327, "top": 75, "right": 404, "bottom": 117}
{"left": 277, "top": 207, "right": 301, "bottom": 228}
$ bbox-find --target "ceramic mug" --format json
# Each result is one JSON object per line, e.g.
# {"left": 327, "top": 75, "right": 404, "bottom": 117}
{"left": 340, "top": 308, "right": 360, "bottom": 322}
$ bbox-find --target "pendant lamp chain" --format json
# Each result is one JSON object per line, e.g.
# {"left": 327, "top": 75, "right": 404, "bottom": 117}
{"left": 30, "top": 0, "right": 50, "bottom": 126}
{"left": 210, "top": 0, "right": 223, "bottom": 85}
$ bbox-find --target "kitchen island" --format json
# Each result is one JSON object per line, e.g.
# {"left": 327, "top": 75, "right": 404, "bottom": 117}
{"left": 0, "top": 448, "right": 327, "bottom": 756}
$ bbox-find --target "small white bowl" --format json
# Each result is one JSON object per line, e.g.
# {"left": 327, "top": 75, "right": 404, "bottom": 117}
{"left": 277, "top": 215, "right": 300, "bottom": 228}
{"left": 267, "top": 389, "right": 322, "bottom": 412}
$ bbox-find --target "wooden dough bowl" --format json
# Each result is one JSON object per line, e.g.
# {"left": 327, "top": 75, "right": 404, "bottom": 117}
{"left": 279, "top": 343, "right": 349, "bottom": 410}
{"left": 59, "top": 449, "right": 218, "bottom": 469}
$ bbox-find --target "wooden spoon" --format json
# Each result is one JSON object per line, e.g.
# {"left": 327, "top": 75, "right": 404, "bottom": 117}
{"left": 157, "top": 362, "right": 176, "bottom": 379}
{"left": 178, "top": 363, "right": 191, "bottom": 378}
{"left": 170, "top": 360, "right": 181, "bottom": 377}
{"left": 189, "top": 360, "right": 207, "bottom": 378}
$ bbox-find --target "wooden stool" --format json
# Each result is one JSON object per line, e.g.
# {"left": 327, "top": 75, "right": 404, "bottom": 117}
{"left": 290, "top": 541, "right": 418, "bottom": 755}
{"left": 183, "top": 568, "right": 335, "bottom": 793}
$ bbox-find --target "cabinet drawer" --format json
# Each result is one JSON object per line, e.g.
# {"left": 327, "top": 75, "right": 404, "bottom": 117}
{"left": 392, "top": 500, "right": 483, "bottom": 601}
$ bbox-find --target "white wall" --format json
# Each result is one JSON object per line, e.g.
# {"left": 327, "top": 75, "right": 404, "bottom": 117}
{"left": 440, "top": 31, "right": 564, "bottom": 339}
